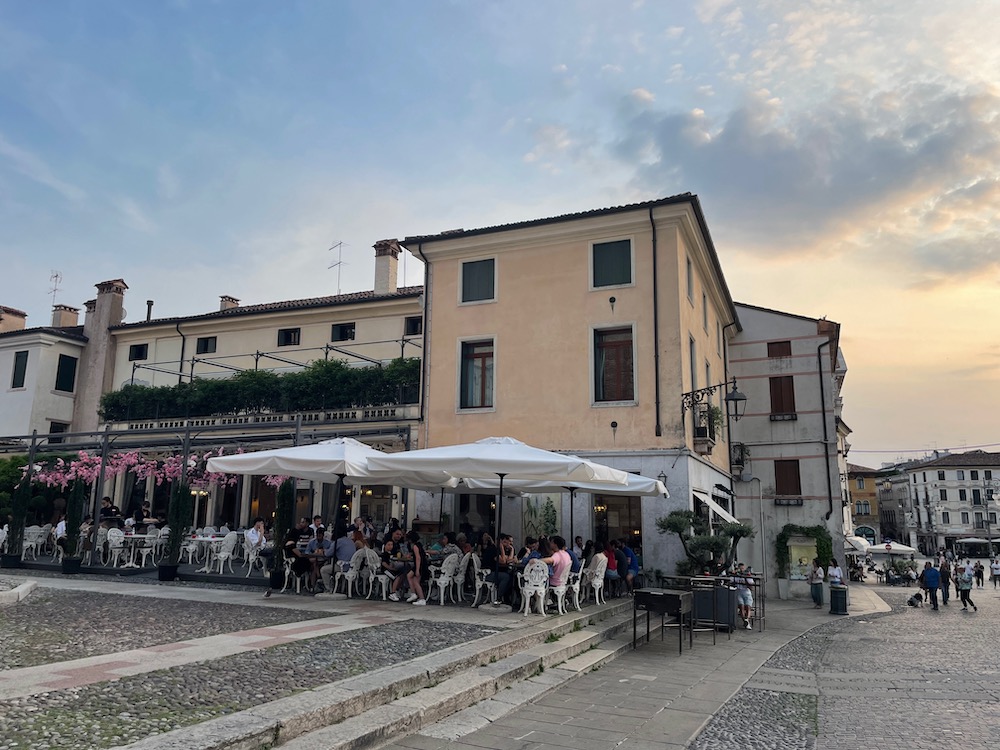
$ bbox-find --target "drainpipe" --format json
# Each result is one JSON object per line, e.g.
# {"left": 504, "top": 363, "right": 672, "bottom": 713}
{"left": 648, "top": 208, "right": 662, "bottom": 437}
{"left": 818, "top": 338, "right": 834, "bottom": 520}
{"left": 414, "top": 243, "right": 428, "bottom": 431}
{"left": 175, "top": 321, "right": 187, "bottom": 385}
{"left": 722, "top": 320, "right": 739, "bottom": 485}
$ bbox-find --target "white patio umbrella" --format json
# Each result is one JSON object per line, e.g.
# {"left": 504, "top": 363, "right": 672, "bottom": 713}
{"left": 867, "top": 541, "right": 917, "bottom": 555}
{"left": 462, "top": 472, "right": 668, "bottom": 539}
{"left": 844, "top": 535, "right": 871, "bottom": 556}
{"left": 366, "top": 436, "right": 630, "bottom": 535}
{"left": 206, "top": 437, "right": 460, "bottom": 525}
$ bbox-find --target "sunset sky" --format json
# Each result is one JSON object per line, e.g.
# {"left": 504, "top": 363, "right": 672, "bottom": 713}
{"left": 1, "top": 1, "right": 997, "bottom": 466}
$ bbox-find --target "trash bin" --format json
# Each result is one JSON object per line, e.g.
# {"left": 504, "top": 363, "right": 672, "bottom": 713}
{"left": 829, "top": 584, "right": 848, "bottom": 615}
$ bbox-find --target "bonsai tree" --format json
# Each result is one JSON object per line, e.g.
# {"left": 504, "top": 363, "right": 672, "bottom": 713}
{"left": 656, "top": 509, "right": 755, "bottom": 576}
{"left": 63, "top": 479, "right": 87, "bottom": 559}
{"left": 165, "top": 481, "right": 193, "bottom": 566}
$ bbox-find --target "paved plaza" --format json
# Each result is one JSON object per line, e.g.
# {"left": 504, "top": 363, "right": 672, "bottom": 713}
{"left": 2, "top": 570, "right": 999, "bottom": 749}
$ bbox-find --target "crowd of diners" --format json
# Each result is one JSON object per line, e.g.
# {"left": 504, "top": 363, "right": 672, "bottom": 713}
{"left": 261, "top": 514, "right": 643, "bottom": 607}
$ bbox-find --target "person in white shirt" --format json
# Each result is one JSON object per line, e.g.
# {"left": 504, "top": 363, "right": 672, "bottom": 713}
{"left": 827, "top": 559, "right": 844, "bottom": 586}
{"left": 572, "top": 536, "right": 584, "bottom": 559}
{"left": 990, "top": 558, "right": 1000, "bottom": 589}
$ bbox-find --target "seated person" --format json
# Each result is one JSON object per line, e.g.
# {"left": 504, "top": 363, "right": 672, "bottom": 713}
{"left": 99, "top": 497, "right": 121, "bottom": 524}
{"left": 456, "top": 532, "right": 473, "bottom": 555}
{"left": 305, "top": 527, "right": 334, "bottom": 590}
{"left": 481, "top": 533, "right": 515, "bottom": 606}
{"left": 566, "top": 544, "right": 582, "bottom": 574}
{"left": 246, "top": 517, "right": 271, "bottom": 572}
{"left": 390, "top": 530, "right": 430, "bottom": 605}
{"left": 333, "top": 527, "right": 357, "bottom": 573}
{"left": 619, "top": 540, "right": 640, "bottom": 593}
{"left": 539, "top": 535, "right": 572, "bottom": 587}
{"left": 281, "top": 517, "right": 312, "bottom": 590}
{"left": 54, "top": 514, "right": 68, "bottom": 552}
{"left": 604, "top": 544, "right": 621, "bottom": 582}
{"left": 518, "top": 536, "right": 540, "bottom": 564}
{"left": 434, "top": 531, "right": 462, "bottom": 560}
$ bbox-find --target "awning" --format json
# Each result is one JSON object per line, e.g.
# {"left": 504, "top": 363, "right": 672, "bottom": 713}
{"left": 693, "top": 490, "right": 738, "bottom": 524}
{"left": 845, "top": 535, "right": 871, "bottom": 555}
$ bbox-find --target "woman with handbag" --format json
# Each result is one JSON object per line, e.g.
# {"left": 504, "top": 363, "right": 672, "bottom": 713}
{"left": 807, "top": 558, "right": 824, "bottom": 608}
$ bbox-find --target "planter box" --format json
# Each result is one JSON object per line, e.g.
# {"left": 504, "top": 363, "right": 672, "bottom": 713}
{"left": 158, "top": 564, "right": 179, "bottom": 582}
{"left": 692, "top": 587, "right": 739, "bottom": 631}
{"left": 0, "top": 554, "right": 21, "bottom": 569}
{"left": 61, "top": 557, "right": 83, "bottom": 575}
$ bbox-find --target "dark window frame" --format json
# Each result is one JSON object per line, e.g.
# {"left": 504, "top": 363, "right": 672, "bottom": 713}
{"left": 11, "top": 350, "right": 28, "bottom": 388}
{"left": 404, "top": 316, "right": 423, "bottom": 336}
{"left": 277, "top": 328, "right": 301, "bottom": 347}
{"left": 460, "top": 339, "right": 494, "bottom": 409}
{"left": 767, "top": 340, "right": 792, "bottom": 357}
{"left": 591, "top": 238, "right": 632, "bottom": 288}
{"left": 594, "top": 326, "right": 635, "bottom": 403}
{"left": 769, "top": 375, "right": 796, "bottom": 419}
{"left": 54, "top": 354, "right": 78, "bottom": 393}
{"left": 48, "top": 422, "right": 69, "bottom": 445}
{"left": 331, "top": 322, "right": 356, "bottom": 342}
{"left": 128, "top": 343, "right": 149, "bottom": 362}
{"left": 461, "top": 258, "right": 496, "bottom": 303}
{"left": 196, "top": 336, "right": 217, "bottom": 355}
{"left": 774, "top": 459, "right": 802, "bottom": 496}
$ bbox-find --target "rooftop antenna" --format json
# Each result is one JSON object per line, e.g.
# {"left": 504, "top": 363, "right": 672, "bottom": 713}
{"left": 49, "top": 270, "right": 63, "bottom": 307}
{"left": 328, "top": 241, "right": 349, "bottom": 295}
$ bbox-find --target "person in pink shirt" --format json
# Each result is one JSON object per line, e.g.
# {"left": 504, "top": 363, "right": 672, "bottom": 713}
{"left": 540, "top": 535, "right": 572, "bottom": 587}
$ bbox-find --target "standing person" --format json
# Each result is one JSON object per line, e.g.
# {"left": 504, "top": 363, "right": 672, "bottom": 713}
{"left": 827, "top": 558, "right": 844, "bottom": 586}
{"left": 920, "top": 561, "right": 941, "bottom": 610}
{"left": 939, "top": 561, "right": 952, "bottom": 606}
{"left": 973, "top": 560, "right": 985, "bottom": 588}
{"left": 403, "top": 530, "right": 429, "bottom": 606}
{"left": 957, "top": 566, "right": 977, "bottom": 612}
{"left": 990, "top": 558, "right": 1000, "bottom": 589}
{"left": 807, "top": 558, "right": 825, "bottom": 608}
{"left": 732, "top": 563, "right": 755, "bottom": 629}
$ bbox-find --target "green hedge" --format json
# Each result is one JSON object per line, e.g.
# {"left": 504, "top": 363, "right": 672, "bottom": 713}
{"left": 100, "top": 357, "right": 420, "bottom": 421}
{"left": 775, "top": 523, "right": 834, "bottom": 578}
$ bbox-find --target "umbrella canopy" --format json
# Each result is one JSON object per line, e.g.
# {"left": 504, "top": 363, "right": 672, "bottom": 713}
{"left": 867, "top": 541, "right": 918, "bottom": 555}
{"left": 844, "top": 535, "right": 871, "bottom": 556}
{"left": 956, "top": 537, "right": 991, "bottom": 544}
{"left": 367, "top": 437, "right": 630, "bottom": 534}
{"left": 206, "top": 437, "right": 460, "bottom": 489}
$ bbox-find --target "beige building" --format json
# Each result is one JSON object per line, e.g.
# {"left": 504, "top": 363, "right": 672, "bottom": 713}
{"left": 403, "top": 195, "right": 742, "bottom": 573}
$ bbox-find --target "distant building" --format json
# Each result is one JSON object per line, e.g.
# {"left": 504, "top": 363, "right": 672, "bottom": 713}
{"left": 846, "top": 463, "right": 884, "bottom": 543}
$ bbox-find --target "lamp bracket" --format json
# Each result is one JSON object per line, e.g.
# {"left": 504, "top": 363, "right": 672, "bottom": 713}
{"left": 681, "top": 378, "right": 738, "bottom": 414}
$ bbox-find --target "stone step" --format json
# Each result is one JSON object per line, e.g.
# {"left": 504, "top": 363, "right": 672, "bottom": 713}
{"left": 111, "top": 597, "right": 637, "bottom": 750}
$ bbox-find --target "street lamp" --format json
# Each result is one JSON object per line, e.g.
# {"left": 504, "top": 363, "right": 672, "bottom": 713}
{"left": 680, "top": 377, "right": 748, "bottom": 422}
{"left": 984, "top": 478, "right": 998, "bottom": 557}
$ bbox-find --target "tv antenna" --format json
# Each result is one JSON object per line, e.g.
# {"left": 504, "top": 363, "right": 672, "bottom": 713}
{"left": 328, "top": 241, "right": 350, "bottom": 295}
{"left": 49, "top": 270, "right": 63, "bottom": 307}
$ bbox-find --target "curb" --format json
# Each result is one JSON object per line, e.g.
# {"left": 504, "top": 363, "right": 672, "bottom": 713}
{"left": 0, "top": 580, "right": 38, "bottom": 606}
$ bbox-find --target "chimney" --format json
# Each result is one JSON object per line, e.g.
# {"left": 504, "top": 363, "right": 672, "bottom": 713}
{"left": 74, "top": 279, "right": 128, "bottom": 434}
{"left": 0, "top": 305, "right": 28, "bottom": 333}
{"left": 373, "top": 239, "right": 400, "bottom": 296}
{"left": 146, "top": 300, "right": 154, "bottom": 321}
{"left": 51, "top": 304, "right": 80, "bottom": 328}
{"left": 220, "top": 295, "right": 240, "bottom": 311}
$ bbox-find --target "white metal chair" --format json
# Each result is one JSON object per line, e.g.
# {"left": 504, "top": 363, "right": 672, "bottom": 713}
{"left": 517, "top": 559, "right": 550, "bottom": 616}
{"left": 21, "top": 525, "right": 43, "bottom": 560}
{"left": 370, "top": 570, "right": 396, "bottom": 600}
{"left": 135, "top": 528, "right": 160, "bottom": 568}
{"left": 0, "top": 527, "right": 7, "bottom": 555}
{"left": 452, "top": 551, "right": 473, "bottom": 603}
{"left": 182, "top": 538, "right": 200, "bottom": 565}
{"left": 212, "top": 532, "right": 240, "bottom": 574}
{"left": 470, "top": 553, "right": 497, "bottom": 607}
{"left": 564, "top": 569, "right": 584, "bottom": 612}
{"left": 584, "top": 554, "right": 608, "bottom": 605}
{"left": 106, "top": 528, "right": 127, "bottom": 567}
{"left": 281, "top": 556, "right": 309, "bottom": 594}
{"left": 428, "top": 553, "right": 461, "bottom": 606}
{"left": 360, "top": 548, "right": 381, "bottom": 596}
{"left": 153, "top": 528, "right": 170, "bottom": 563}
{"left": 548, "top": 560, "right": 572, "bottom": 615}
{"left": 335, "top": 548, "right": 367, "bottom": 598}
{"left": 244, "top": 536, "right": 266, "bottom": 578}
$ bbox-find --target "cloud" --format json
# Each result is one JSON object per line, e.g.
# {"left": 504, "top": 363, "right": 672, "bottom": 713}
{"left": 0, "top": 131, "right": 86, "bottom": 204}
{"left": 114, "top": 197, "right": 156, "bottom": 233}
{"left": 552, "top": 63, "right": 568, "bottom": 73}
{"left": 157, "top": 164, "right": 179, "bottom": 200}
{"left": 630, "top": 88, "right": 655, "bottom": 104}
{"left": 665, "top": 26, "right": 685, "bottom": 39}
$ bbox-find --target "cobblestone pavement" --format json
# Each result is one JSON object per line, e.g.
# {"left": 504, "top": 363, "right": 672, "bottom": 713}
{"left": 692, "top": 586, "right": 1000, "bottom": 749}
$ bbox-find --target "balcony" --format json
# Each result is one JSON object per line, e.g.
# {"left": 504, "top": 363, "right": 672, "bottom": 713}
{"left": 693, "top": 404, "right": 717, "bottom": 456}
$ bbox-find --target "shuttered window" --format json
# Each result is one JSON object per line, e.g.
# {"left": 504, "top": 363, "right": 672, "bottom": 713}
{"left": 769, "top": 376, "right": 796, "bottom": 417}
{"left": 461, "top": 259, "right": 495, "bottom": 303}
{"left": 774, "top": 460, "right": 801, "bottom": 496}
{"left": 594, "top": 327, "right": 634, "bottom": 402}
{"left": 592, "top": 239, "right": 632, "bottom": 287}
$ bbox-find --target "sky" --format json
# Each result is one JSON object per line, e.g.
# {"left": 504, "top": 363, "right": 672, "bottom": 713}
{"left": 0, "top": 1, "right": 997, "bottom": 467}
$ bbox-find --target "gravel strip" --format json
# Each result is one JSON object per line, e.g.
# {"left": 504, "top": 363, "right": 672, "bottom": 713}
{"left": 0, "top": 619, "right": 496, "bottom": 750}
{"left": 0, "top": 567, "right": 265, "bottom": 593}
{"left": 0, "top": 576, "right": 19, "bottom": 593}
{"left": 0, "top": 589, "right": 332, "bottom": 670}
{"left": 689, "top": 688, "right": 817, "bottom": 750}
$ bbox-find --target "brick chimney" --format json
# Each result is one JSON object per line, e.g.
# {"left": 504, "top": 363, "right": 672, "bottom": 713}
{"left": 51, "top": 304, "right": 80, "bottom": 328}
{"left": 74, "top": 279, "right": 128, "bottom": 433}
{"left": 373, "top": 239, "right": 400, "bottom": 296}
{"left": 0, "top": 305, "right": 28, "bottom": 333}
{"left": 220, "top": 295, "right": 240, "bottom": 311}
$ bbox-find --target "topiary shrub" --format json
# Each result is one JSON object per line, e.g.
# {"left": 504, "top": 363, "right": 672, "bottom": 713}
{"left": 656, "top": 510, "right": 755, "bottom": 575}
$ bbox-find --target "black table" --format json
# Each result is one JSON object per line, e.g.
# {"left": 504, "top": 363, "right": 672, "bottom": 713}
{"left": 633, "top": 587, "right": 694, "bottom": 653}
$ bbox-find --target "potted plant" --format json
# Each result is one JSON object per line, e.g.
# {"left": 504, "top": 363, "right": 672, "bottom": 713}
{"left": 1, "top": 479, "right": 31, "bottom": 569}
{"left": 60, "top": 479, "right": 86, "bottom": 574}
{"left": 159, "top": 481, "right": 192, "bottom": 581}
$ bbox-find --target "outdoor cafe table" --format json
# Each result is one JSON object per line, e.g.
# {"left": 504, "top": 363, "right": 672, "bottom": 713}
{"left": 633, "top": 588, "right": 694, "bottom": 654}
{"left": 119, "top": 533, "right": 148, "bottom": 569}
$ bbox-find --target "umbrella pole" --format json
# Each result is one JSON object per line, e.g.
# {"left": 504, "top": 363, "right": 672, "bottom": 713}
{"left": 439, "top": 487, "right": 445, "bottom": 533}
{"left": 568, "top": 488, "right": 576, "bottom": 542}
{"left": 496, "top": 473, "right": 506, "bottom": 538}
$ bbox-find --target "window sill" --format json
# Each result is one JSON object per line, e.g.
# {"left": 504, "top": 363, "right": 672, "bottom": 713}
{"left": 458, "top": 298, "right": 496, "bottom": 306}
{"left": 458, "top": 406, "right": 496, "bottom": 414}
{"left": 592, "top": 400, "right": 638, "bottom": 408}
{"left": 590, "top": 280, "right": 635, "bottom": 292}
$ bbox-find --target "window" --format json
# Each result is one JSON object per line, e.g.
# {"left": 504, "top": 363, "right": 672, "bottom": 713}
{"left": 54, "top": 354, "right": 78, "bottom": 393}
{"left": 959, "top": 489, "right": 967, "bottom": 502}
{"left": 461, "top": 259, "right": 495, "bottom": 303}
{"left": 702, "top": 292, "right": 708, "bottom": 331}
{"left": 937, "top": 470, "right": 945, "bottom": 481}
{"left": 686, "top": 256, "right": 693, "bottom": 301}
{"left": 991, "top": 512, "right": 997, "bottom": 525}
{"left": 591, "top": 239, "right": 632, "bottom": 287}
{"left": 48, "top": 422, "right": 69, "bottom": 445}
{"left": 460, "top": 340, "right": 494, "bottom": 409}
{"left": 975, "top": 512, "right": 983, "bottom": 527}
{"left": 961, "top": 512, "right": 969, "bottom": 524}
{"left": 767, "top": 341, "right": 792, "bottom": 358}
{"left": 404, "top": 316, "right": 423, "bottom": 336}
{"left": 774, "top": 460, "right": 802, "bottom": 496}
{"left": 331, "top": 322, "right": 356, "bottom": 342}
{"left": 594, "top": 327, "right": 634, "bottom": 402}
{"left": 716, "top": 321, "right": 722, "bottom": 355}
{"left": 689, "top": 337, "right": 697, "bottom": 390}
{"left": 973, "top": 489, "right": 982, "bottom": 505}
{"left": 277, "top": 328, "right": 301, "bottom": 347}
{"left": 11, "top": 350, "right": 28, "bottom": 388}
{"left": 942, "top": 511, "right": 950, "bottom": 524}
{"left": 196, "top": 336, "right": 217, "bottom": 355}
{"left": 855, "top": 501, "right": 871, "bottom": 515}
{"left": 971, "top": 470, "right": 979, "bottom": 480}
{"left": 986, "top": 470, "right": 993, "bottom": 480}
{"left": 957, "top": 470, "right": 965, "bottom": 480}
{"left": 939, "top": 489, "right": 948, "bottom": 502}
{"left": 856, "top": 478, "right": 865, "bottom": 489}
{"left": 769, "top": 376, "right": 796, "bottom": 418}
{"left": 128, "top": 344, "right": 148, "bottom": 361}
{"left": 922, "top": 472, "right": 927, "bottom": 482}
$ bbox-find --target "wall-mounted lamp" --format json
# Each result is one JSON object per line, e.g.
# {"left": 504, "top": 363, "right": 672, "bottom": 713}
{"left": 657, "top": 471, "right": 668, "bottom": 497}
{"left": 610, "top": 421, "right": 618, "bottom": 442}
{"left": 609, "top": 296, "right": 616, "bottom": 312}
